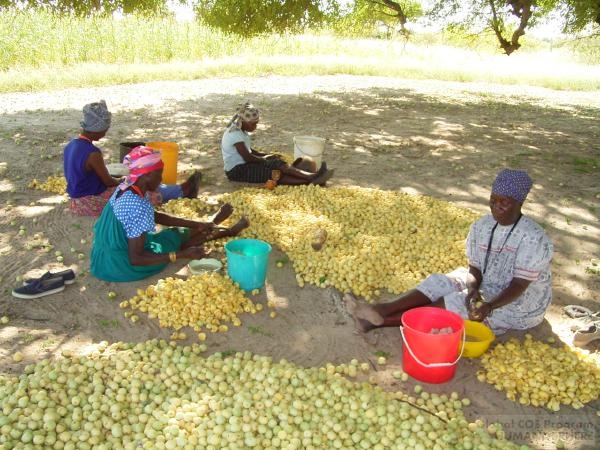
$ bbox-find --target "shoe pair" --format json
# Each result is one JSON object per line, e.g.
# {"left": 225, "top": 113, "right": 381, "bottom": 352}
{"left": 564, "top": 304, "right": 600, "bottom": 332}
{"left": 11, "top": 269, "right": 75, "bottom": 300}
{"left": 573, "top": 324, "right": 600, "bottom": 347}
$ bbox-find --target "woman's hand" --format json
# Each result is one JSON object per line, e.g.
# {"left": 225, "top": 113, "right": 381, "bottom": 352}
{"left": 465, "top": 290, "right": 491, "bottom": 321}
{"left": 179, "top": 246, "right": 210, "bottom": 260}
{"left": 468, "top": 301, "right": 493, "bottom": 322}
{"left": 86, "top": 151, "right": 121, "bottom": 187}
{"left": 465, "top": 289, "right": 481, "bottom": 313}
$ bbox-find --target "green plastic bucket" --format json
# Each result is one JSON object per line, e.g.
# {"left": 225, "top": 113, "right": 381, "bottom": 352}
{"left": 225, "top": 239, "right": 272, "bottom": 291}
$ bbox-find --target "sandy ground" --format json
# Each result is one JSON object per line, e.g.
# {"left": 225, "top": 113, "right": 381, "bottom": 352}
{"left": 0, "top": 75, "right": 599, "bottom": 449}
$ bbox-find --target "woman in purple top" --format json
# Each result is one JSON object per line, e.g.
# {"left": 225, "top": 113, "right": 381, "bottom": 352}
{"left": 63, "top": 100, "right": 201, "bottom": 217}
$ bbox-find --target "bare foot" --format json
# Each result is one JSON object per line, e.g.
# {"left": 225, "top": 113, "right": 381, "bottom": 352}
{"left": 214, "top": 216, "right": 250, "bottom": 238}
{"left": 344, "top": 292, "right": 358, "bottom": 315}
{"left": 182, "top": 171, "right": 202, "bottom": 198}
{"left": 212, "top": 203, "right": 234, "bottom": 225}
{"left": 228, "top": 216, "right": 250, "bottom": 235}
{"left": 311, "top": 169, "right": 334, "bottom": 186}
{"left": 343, "top": 292, "right": 384, "bottom": 330}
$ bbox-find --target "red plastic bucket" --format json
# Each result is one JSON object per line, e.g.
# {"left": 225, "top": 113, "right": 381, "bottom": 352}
{"left": 400, "top": 307, "right": 465, "bottom": 384}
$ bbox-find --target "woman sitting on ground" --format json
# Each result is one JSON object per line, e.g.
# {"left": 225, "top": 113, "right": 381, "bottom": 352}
{"left": 345, "top": 169, "right": 554, "bottom": 335}
{"left": 221, "top": 102, "right": 334, "bottom": 186}
{"left": 64, "top": 100, "right": 201, "bottom": 217}
{"left": 91, "top": 146, "right": 249, "bottom": 282}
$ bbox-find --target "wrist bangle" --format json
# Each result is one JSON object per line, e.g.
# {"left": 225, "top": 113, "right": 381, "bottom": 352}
{"left": 169, "top": 252, "right": 177, "bottom": 263}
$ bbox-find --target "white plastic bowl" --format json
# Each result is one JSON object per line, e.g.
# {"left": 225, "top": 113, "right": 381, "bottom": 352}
{"left": 188, "top": 258, "right": 223, "bottom": 275}
{"left": 106, "top": 163, "right": 128, "bottom": 177}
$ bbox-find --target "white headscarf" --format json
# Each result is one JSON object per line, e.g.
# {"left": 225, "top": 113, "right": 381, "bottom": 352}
{"left": 226, "top": 101, "right": 260, "bottom": 129}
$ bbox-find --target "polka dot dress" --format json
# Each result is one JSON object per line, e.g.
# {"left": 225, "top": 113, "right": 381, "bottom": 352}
{"left": 110, "top": 190, "right": 155, "bottom": 239}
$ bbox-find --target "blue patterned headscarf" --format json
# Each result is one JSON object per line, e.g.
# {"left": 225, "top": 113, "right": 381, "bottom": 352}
{"left": 492, "top": 169, "right": 532, "bottom": 204}
{"left": 80, "top": 100, "right": 111, "bottom": 132}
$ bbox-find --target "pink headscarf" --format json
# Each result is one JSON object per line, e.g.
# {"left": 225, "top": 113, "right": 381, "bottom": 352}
{"left": 119, "top": 146, "right": 164, "bottom": 190}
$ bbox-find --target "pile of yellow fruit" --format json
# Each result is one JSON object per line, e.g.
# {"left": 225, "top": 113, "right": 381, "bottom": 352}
{"left": 161, "top": 186, "right": 477, "bottom": 301}
{"left": 220, "top": 185, "right": 478, "bottom": 301}
{"left": 159, "top": 197, "right": 219, "bottom": 220}
{"left": 122, "top": 272, "right": 259, "bottom": 335}
{"left": 478, "top": 334, "right": 600, "bottom": 411}
{"left": 0, "top": 341, "right": 528, "bottom": 449}
{"left": 28, "top": 175, "right": 67, "bottom": 194}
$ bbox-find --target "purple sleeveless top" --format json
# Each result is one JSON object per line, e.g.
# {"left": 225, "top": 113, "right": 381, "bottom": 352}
{"left": 63, "top": 137, "right": 106, "bottom": 198}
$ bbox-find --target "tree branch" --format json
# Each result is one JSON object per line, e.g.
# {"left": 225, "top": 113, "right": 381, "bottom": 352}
{"left": 368, "top": 0, "right": 409, "bottom": 35}
{"left": 488, "top": 0, "right": 534, "bottom": 55}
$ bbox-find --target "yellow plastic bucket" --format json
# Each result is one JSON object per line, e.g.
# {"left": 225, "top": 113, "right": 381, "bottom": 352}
{"left": 146, "top": 141, "right": 179, "bottom": 184}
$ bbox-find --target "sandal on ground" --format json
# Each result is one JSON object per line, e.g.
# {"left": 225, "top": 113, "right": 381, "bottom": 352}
{"left": 563, "top": 304, "right": 595, "bottom": 319}
{"left": 564, "top": 305, "right": 600, "bottom": 332}
{"left": 570, "top": 312, "right": 600, "bottom": 332}
{"left": 24, "top": 269, "right": 75, "bottom": 286}
{"left": 12, "top": 276, "right": 65, "bottom": 300}
{"left": 573, "top": 324, "right": 600, "bottom": 347}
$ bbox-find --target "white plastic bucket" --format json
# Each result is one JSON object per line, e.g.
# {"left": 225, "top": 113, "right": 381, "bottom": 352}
{"left": 293, "top": 136, "right": 325, "bottom": 167}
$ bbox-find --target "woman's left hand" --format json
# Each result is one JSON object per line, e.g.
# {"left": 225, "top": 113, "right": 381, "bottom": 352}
{"left": 468, "top": 302, "right": 493, "bottom": 322}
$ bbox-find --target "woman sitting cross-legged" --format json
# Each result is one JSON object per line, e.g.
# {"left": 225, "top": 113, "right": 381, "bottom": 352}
{"left": 91, "top": 146, "right": 249, "bottom": 282}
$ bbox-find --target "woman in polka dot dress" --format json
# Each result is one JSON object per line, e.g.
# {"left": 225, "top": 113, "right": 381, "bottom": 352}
{"left": 91, "top": 146, "right": 248, "bottom": 282}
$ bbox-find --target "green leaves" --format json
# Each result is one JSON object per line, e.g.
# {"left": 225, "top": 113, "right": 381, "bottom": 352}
{"left": 195, "top": 0, "right": 333, "bottom": 36}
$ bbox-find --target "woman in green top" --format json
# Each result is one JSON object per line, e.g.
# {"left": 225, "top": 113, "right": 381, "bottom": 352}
{"left": 91, "top": 146, "right": 248, "bottom": 282}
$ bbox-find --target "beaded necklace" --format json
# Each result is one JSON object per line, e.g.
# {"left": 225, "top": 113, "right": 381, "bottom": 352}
{"left": 482, "top": 214, "right": 522, "bottom": 275}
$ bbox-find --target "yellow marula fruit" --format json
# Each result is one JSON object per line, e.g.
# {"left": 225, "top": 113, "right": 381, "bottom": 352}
{"left": 211, "top": 185, "right": 477, "bottom": 301}
{"left": 158, "top": 197, "right": 219, "bottom": 221}
{"left": 479, "top": 336, "right": 600, "bottom": 411}
{"left": 0, "top": 341, "right": 525, "bottom": 449}
{"left": 28, "top": 175, "right": 67, "bottom": 194}
{"left": 122, "top": 272, "right": 258, "bottom": 334}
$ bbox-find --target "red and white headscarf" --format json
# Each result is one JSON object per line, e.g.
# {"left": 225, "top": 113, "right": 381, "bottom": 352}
{"left": 119, "top": 146, "right": 164, "bottom": 190}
